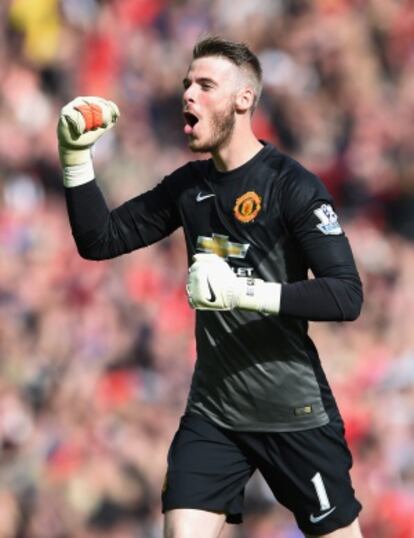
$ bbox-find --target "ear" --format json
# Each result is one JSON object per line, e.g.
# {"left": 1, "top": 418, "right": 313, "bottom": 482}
{"left": 235, "top": 87, "right": 255, "bottom": 113}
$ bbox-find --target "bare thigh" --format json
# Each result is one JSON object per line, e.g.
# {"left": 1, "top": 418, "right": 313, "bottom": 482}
{"left": 164, "top": 509, "right": 227, "bottom": 538}
{"left": 305, "top": 517, "right": 363, "bottom": 538}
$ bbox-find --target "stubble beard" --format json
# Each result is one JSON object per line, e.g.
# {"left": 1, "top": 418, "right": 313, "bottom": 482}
{"left": 189, "top": 104, "right": 236, "bottom": 154}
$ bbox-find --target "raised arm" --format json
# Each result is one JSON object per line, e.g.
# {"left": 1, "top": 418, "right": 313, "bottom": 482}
{"left": 58, "top": 97, "right": 181, "bottom": 260}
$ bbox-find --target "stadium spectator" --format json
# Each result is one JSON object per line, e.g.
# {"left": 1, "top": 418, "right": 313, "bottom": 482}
{"left": 1, "top": 1, "right": 414, "bottom": 536}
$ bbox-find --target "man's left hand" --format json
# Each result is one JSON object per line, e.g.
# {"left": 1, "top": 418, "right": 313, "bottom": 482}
{"left": 186, "top": 253, "right": 237, "bottom": 310}
{"left": 186, "top": 253, "right": 282, "bottom": 314}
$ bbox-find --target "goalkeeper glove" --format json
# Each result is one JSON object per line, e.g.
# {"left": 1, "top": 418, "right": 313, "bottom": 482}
{"left": 57, "top": 96, "right": 119, "bottom": 187}
{"left": 186, "top": 253, "right": 281, "bottom": 314}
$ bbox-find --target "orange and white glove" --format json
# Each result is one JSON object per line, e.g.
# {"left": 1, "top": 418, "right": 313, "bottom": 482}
{"left": 186, "top": 254, "right": 281, "bottom": 314}
{"left": 57, "top": 96, "right": 119, "bottom": 187}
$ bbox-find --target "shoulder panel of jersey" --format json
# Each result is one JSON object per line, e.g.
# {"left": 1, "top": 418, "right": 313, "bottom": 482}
{"left": 162, "top": 159, "right": 211, "bottom": 198}
{"left": 275, "top": 154, "right": 336, "bottom": 227}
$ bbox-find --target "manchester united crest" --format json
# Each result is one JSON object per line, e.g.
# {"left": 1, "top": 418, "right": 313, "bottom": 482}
{"left": 233, "top": 191, "right": 262, "bottom": 223}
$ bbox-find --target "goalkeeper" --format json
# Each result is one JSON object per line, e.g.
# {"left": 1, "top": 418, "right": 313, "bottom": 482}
{"left": 58, "top": 37, "right": 364, "bottom": 538}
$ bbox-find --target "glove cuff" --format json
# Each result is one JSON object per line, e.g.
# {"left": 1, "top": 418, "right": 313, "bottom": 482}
{"left": 63, "top": 158, "right": 95, "bottom": 188}
{"left": 235, "top": 278, "right": 281, "bottom": 314}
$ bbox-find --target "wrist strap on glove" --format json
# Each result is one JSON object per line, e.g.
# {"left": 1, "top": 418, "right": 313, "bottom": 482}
{"left": 235, "top": 278, "right": 281, "bottom": 314}
{"left": 63, "top": 158, "right": 95, "bottom": 188}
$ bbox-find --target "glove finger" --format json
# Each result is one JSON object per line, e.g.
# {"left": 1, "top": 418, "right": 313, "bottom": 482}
{"left": 80, "top": 97, "right": 120, "bottom": 127}
{"left": 74, "top": 103, "right": 104, "bottom": 131}
{"left": 189, "top": 260, "right": 203, "bottom": 274}
{"left": 60, "top": 97, "right": 120, "bottom": 137}
{"left": 108, "top": 100, "right": 120, "bottom": 121}
{"left": 62, "top": 108, "right": 85, "bottom": 138}
{"left": 189, "top": 264, "right": 210, "bottom": 298}
{"left": 185, "top": 282, "right": 196, "bottom": 309}
{"left": 92, "top": 97, "right": 120, "bottom": 123}
{"left": 189, "top": 260, "right": 212, "bottom": 278}
{"left": 60, "top": 97, "right": 91, "bottom": 134}
{"left": 192, "top": 253, "right": 223, "bottom": 264}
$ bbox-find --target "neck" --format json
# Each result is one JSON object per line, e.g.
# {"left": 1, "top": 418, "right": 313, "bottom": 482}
{"left": 211, "top": 128, "right": 263, "bottom": 172}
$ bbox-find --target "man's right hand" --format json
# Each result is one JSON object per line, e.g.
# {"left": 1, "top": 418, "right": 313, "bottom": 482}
{"left": 57, "top": 96, "right": 119, "bottom": 186}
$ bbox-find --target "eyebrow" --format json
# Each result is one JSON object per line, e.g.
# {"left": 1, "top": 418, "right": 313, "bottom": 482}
{"left": 182, "top": 77, "right": 218, "bottom": 88}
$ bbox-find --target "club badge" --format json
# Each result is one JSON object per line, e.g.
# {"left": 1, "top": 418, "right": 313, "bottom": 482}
{"left": 233, "top": 191, "right": 262, "bottom": 223}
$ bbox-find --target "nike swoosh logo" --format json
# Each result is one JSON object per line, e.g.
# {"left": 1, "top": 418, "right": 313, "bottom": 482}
{"left": 196, "top": 192, "right": 215, "bottom": 202}
{"left": 206, "top": 278, "right": 216, "bottom": 303}
{"left": 309, "top": 506, "right": 337, "bottom": 524}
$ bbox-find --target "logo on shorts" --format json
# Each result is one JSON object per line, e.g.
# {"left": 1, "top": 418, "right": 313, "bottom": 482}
{"left": 310, "top": 472, "right": 335, "bottom": 524}
{"left": 233, "top": 191, "right": 262, "bottom": 223}
{"left": 310, "top": 506, "right": 337, "bottom": 524}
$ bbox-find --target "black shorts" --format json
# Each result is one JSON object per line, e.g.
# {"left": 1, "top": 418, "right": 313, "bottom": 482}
{"left": 162, "top": 413, "right": 362, "bottom": 536}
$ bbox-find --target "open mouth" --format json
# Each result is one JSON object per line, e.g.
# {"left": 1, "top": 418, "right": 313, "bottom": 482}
{"left": 184, "top": 112, "right": 199, "bottom": 134}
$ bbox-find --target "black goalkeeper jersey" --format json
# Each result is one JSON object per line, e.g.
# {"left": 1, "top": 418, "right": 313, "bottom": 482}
{"left": 65, "top": 143, "right": 363, "bottom": 432}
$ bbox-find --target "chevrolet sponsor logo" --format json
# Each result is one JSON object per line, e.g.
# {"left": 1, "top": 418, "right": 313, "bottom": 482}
{"left": 197, "top": 234, "right": 249, "bottom": 259}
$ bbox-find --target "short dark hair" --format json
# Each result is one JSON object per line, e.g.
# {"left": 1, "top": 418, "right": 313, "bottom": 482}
{"left": 193, "top": 36, "right": 262, "bottom": 81}
{"left": 192, "top": 36, "right": 263, "bottom": 108}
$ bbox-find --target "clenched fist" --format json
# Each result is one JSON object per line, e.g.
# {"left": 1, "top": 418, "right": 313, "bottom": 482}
{"left": 57, "top": 96, "right": 119, "bottom": 186}
{"left": 186, "top": 253, "right": 282, "bottom": 314}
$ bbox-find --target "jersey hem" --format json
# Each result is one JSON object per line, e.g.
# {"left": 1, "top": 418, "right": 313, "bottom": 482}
{"left": 186, "top": 408, "right": 331, "bottom": 433}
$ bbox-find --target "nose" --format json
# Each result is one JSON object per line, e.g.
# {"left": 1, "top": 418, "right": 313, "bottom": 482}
{"left": 183, "top": 84, "right": 196, "bottom": 105}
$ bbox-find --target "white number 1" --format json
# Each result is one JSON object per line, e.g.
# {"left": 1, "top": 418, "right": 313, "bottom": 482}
{"left": 311, "top": 472, "right": 331, "bottom": 511}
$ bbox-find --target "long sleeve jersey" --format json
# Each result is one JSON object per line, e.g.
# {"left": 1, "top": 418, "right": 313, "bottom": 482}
{"left": 65, "top": 143, "right": 363, "bottom": 431}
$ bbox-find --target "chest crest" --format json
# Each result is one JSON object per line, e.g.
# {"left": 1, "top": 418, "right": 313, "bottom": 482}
{"left": 233, "top": 191, "right": 262, "bottom": 223}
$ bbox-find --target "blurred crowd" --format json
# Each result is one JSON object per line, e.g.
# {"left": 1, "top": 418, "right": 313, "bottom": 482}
{"left": 1, "top": 0, "right": 414, "bottom": 536}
